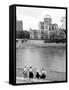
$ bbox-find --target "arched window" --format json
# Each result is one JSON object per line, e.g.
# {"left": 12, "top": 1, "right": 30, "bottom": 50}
{"left": 52, "top": 27, "right": 54, "bottom": 30}
{"left": 49, "top": 27, "right": 51, "bottom": 31}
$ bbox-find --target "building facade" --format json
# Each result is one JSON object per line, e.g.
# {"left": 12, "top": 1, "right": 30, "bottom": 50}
{"left": 39, "top": 15, "right": 59, "bottom": 39}
{"left": 30, "top": 28, "right": 41, "bottom": 39}
{"left": 16, "top": 20, "right": 23, "bottom": 32}
{"left": 30, "top": 14, "right": 60, "bottom": 40}
{"left": 44, "top": 15, "right": 52, "bottom": 33}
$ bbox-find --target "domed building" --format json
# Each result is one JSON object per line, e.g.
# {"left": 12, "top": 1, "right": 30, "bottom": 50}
{"left": 30, "top": 14, "right": 59, "bottom": 40}
{"left": 44, "top": 15, "right": 52, "bottom": 33}
{"left": 43, "top": 15, "right": 52, "bottom": 39}
{"left": 44, "top": 15, "right": 52, "bottom": 24}
{"left": 38, "top": 14, "right": 59, "bottom": 39}
{"left": 44, "top": 14, "right": 51, "bottom": 18}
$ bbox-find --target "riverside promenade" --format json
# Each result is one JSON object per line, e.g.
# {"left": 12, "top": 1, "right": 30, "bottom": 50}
{"left": 16, "top": 40, "right": 66, "bottom": 48}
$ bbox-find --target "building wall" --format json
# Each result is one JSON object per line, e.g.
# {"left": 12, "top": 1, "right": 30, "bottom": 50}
{"left": 30, "top": 30, "right": 42, "bottom": 39}
{"left": 39, "top": 21, "right": 44, "bottom": 32}
{"left": 37, "top": 30, "right": 42, "bottom": 39}
{"left": 16, "top": 21, "right": 23, "bottom": 32}
{"left": 44, "top": 18, "right": 52, "bottom": 32}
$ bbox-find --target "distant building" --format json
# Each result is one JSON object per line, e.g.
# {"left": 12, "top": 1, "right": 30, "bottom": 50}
{"left": 39, "top": 21, "right": 44, "bottom": 32}
{"left": 16, "top": 20, "right": 23, "bottom": 32}
{"left": 29, "top": 14, "right": 63, "bottom": 40}
{"left": 30, "top": 28, "right": 41, "bottom": 39}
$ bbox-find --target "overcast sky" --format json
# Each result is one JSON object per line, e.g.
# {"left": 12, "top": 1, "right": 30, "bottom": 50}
{"left": 16, "top": 6, "right": 66, "bottom": 31}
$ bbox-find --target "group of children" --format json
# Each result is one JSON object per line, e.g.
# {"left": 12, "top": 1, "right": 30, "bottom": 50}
{"left": 23, "top": 66, "right": 47, "bottom": 80}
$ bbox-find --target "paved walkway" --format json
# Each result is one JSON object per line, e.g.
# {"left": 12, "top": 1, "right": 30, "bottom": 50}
{"left": 16, "top": 77, "right": 51, "bottom": 83}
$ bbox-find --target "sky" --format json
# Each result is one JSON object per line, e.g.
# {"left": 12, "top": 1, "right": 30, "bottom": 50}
{"left": 16, "top": 6, "right": 66, "bottom": 31}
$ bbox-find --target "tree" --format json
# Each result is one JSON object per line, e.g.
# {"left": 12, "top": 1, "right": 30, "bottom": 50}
{"left": 16, "top": 31, "right": 30, "bottom": 39}
{"left": 49, "top": 31, "right": 57, "bottom": 40}
{"left": 57, "top": 30, "right": 66, "bottom": 39}
{"left": 44, "top": 32, "right": 48, "bottom": 39}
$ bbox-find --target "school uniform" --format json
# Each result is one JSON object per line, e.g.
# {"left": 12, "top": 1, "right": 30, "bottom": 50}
{"left": 40, "top": 70, "right": 46, "bottom": 79}
{"left": 23, "top": 67, "right": 27, "bottom": 78}
{"left": 36, "top": 69, "right": 41, "bottom": 79}
{"left": 29, "top": 68, "right": 33, "bottom": 79}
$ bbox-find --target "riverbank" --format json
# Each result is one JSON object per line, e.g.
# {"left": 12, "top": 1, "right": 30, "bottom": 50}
{"left": 16, "top": 77, "right": 51, "bottom": 83}
{"left": 16, "top": 68, "right": 66, "bottom": 83}
{"left": 16, "top": 40, "right": 66, "bottom": 48}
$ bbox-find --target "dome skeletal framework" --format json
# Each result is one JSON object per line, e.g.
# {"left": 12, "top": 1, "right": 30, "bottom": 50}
{"left": 44, "top": 14, "right": 51, "bottom": 19}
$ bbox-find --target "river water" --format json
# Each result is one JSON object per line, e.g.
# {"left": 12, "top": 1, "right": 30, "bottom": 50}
{"left": 16, "top": 47, "right": 66, "bottom": 81}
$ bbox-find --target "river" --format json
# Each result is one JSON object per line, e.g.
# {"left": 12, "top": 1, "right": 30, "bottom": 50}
{"left": 16, "top": 46, "right": 66, "bottom": 82}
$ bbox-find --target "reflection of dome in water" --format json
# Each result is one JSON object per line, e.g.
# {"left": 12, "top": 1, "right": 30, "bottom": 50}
{"left": 44, "top": 14, "right": 51, "bottom": 18}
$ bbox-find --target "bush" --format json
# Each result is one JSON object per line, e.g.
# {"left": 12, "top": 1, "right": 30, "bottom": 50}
{"left": 44, "top": 39, "right": 66, "bottom": 43}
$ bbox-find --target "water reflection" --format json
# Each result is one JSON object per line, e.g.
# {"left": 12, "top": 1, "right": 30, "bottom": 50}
{"left": 16, "top": 47, "right": 66, "bottom": 72}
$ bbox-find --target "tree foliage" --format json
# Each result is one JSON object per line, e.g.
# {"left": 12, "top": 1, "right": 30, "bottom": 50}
{"left": 16, "top": 31, "right": 30, "bottom": 39}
